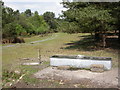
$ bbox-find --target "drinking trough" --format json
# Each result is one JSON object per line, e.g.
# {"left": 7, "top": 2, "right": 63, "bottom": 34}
{"left": 50, "top": 55, "right": 112, "bottom": 70}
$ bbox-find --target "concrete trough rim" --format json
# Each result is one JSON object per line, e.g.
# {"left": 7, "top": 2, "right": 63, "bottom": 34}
{"left": 50, "top": 55, "right": 112, "bottom": 61}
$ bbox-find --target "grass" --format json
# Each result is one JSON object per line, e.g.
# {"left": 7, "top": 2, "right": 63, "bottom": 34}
{"left": 2, "top": 32, "right": 119, "bottom": 88}
{"left": 2, "top": 33, "right": 53, "bottom": 46}
{"left": 2, "top": 69, "right": 22, "bottom": 87}
{"left": 2, "top": 33, "right": 118, "bottom": 69}
{"left": 14, "top": 61, "right": 66, "bottom": 88}
{"left": 2, "top": 61, "right": 50, "bottom": 88}
{"left": 21, "top": 65, "right": 40, "bottom": 84}
{"left": 24, "top": 33, "right": 53, "bottom": 43}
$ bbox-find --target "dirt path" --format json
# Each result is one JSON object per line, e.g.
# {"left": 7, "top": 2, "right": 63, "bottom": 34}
{"left": 30, "top": 34, "right": 58, "bottom": 44}
{"left": 34, "top": 67, "right": 118, "bottom": 88}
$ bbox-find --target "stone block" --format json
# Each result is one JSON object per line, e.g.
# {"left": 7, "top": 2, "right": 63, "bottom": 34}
{"left": 90, "top": 64, "right": 104, "bottom": 72}
{"left": 57, "top": 65, "right": 70, "bottom": 70}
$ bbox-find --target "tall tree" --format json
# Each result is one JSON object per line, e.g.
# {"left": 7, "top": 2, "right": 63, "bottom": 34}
{"left": 24, "top": 9, "right": 32, "bottom": 17}
{"left": 43, "top": 11, "right": 57, "bottom": 30}
{"left": 62, "top": 2, "right": 115, "bottom": 37}
{"left": 62, "top": 2, "right": 120, "bottom": 42}
{"left": 28, "top": 11, "right": 49, "bottom": 34}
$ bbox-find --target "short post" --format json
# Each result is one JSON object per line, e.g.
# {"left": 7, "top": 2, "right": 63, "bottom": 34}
{"left": 103, "top": 34, "right": 106, "bottom": 48}
{"left": 38, "top": 49, "right": 41, "bottom": 64}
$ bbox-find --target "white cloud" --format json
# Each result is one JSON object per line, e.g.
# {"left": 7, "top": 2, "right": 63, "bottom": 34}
{"left": 3, "top": 1, "right": 67, "bottom": 17}
{"left": 3, "top": 0, "right": 63, "bottom": 2}
{"left": 3, "top": 0, "right": 119, "bottom": 2}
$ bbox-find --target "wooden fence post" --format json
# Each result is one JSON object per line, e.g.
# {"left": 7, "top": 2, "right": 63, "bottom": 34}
{"left": 38, "top": 49, "right": 41, "bottom": 64}
{"left": 103, "top": 34, "right": 106, "bottom": 48}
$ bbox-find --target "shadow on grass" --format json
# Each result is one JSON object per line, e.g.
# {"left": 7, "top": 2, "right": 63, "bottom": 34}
{"left": 63, "top": 35, "right": 98, "bottom": 51}
{"left": 106, "top": 38, "right": 120, "bottom": 50}
{"left": 63, "top": 34, "right": 120, "bottom": 51}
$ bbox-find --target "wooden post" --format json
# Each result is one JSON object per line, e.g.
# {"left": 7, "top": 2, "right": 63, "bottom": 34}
{"left": 38, "top": 49, "right": 41, "bottom": 64}
{"left": 103, "top": 34, "right": 106, "bottom": 48}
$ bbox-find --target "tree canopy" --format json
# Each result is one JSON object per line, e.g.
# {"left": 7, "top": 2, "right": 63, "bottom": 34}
{"left": 60, "top": 2, "right": 120, "bottom": 42}
{"left": 43, "top": 12, "right": 57, "bottom": 30}
{"left": 1, "top": 1, "right": 52, "bottom": 38}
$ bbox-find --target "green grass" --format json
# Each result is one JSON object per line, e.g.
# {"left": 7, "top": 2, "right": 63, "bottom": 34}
{"left": 19, "top": 61, "right": 50, "bottom": 85}
{"left": 2, "top": 32, "right": 118, "bottom": 87}
{"left": 21, "top": 65, "right": 40, "bottom": 84}
{"left": 2, "top": 33, "right": 118, "bottom": 70}
{"left": 2, "top": 61, "right": 50, "bottom": 88}
{"left": 2, "top": 69, "right": 22, "bottom": 87}
{"left": 24, "top": 33, "right": 53, "bottom": 43}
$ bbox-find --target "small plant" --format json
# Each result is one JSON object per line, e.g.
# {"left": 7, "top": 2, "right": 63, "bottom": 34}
{"left": 2, "top": 69, "right": 22, "bottom": 87}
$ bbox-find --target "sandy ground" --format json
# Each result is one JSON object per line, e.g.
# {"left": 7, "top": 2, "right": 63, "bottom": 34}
{"left": 34, "top": 67, "right": 118, "bottom": 88}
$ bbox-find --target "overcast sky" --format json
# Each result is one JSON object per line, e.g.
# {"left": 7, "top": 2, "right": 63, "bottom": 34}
{"left": 2, "top": 0, "right": 68, "bottom": 17}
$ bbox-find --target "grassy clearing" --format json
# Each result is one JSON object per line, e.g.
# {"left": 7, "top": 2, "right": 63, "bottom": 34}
{"left": 2, "top": 33, "right": 118, "bottom": 70}
{"left": 2, "top": 33, "right": 118, "bottom": 87}
{"left": 2, "top": 33, "right": 57, "bottom": 70}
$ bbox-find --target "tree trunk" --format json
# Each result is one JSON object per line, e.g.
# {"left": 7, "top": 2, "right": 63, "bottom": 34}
{"left": 94, "top": 30, "right": 100, "bottom": 42}
{"left": 115, "top": 30, "right": 117, "bottom": 35}
{"left": 95, "top": 33, "right": 99, "bottom": 41}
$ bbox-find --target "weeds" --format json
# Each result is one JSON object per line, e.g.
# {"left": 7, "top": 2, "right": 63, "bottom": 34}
{"left": 2, "top": 69, "right": 23, "bottom": 87}
{"left": 68, "top": 66, "right": 91, "bottom": 71}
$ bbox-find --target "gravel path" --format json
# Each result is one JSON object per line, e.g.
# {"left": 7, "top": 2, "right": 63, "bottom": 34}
{"left": 30, "top": 34, "right": 58, "bottom": 44}
{"left": 2, "top": 34, "right": 58, "bottom": 48}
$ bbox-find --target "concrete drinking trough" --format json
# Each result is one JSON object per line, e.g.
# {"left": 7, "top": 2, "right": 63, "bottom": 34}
{"left": 50, "top": 55, "right": 112, "bottom": 70}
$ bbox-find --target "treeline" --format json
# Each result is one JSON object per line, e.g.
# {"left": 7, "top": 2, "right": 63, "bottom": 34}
{"left": 1, "top": 1, "right": 58, "bottom": 39}
{"left": 59, "top": 2, "right": 120, "bottom": 42}
{"left": 1, "top": 1, "right": 120, "bottom": 43}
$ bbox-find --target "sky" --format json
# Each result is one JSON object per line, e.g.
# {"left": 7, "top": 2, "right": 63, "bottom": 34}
{"left": 3, "top": 0, "right": 117, "bottom": 17}
{"left": 2, "top": 0, "right": 68, "bottom": 17}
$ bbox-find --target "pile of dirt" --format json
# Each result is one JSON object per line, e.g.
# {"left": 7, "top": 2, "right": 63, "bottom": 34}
{"left": 34, "top": 67, "right": 118, "bottom": 88}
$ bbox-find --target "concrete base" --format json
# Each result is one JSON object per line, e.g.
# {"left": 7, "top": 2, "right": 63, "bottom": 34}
{"left": 22, "top": 62, "right": 40, "bottom": 65}
{"left": 90, "top": 64, "right": 104, "bottom": 72}
{"left": 57, "top": 65, "right": 70, "bottom": 70}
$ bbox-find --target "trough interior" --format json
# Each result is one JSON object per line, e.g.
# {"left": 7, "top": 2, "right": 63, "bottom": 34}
{"left": 51, "top": 55, "right": 112, "bottom": 61}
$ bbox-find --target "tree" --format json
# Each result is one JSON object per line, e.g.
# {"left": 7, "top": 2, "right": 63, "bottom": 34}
{"left": 3, "top": 23, "right": 18, "bottom": 37}
{"left": 43, "top": 12, "right": 55, "bottom": 22}
{"left": 28, "top": 11, "right": 50, "bottom": 34}
{"left": 2, "top": 7, "right": 15, "bottom": 27}
{"left": 43, "top": 12, "right": 57, "bottom": 30}
{"left": 60, "top": 2, "right": 120, "bottom": 47}
{"left": 90, "top": 2, "right": 120, "bottom": 42}
{"left": 24, "top": 9, "right": 32, "bottom": 17}
{"left": 62, "top": 2, "right": 115, "bottom": 39}
{"left": 2, "top": 1, "right": 51, "bottom": 40}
